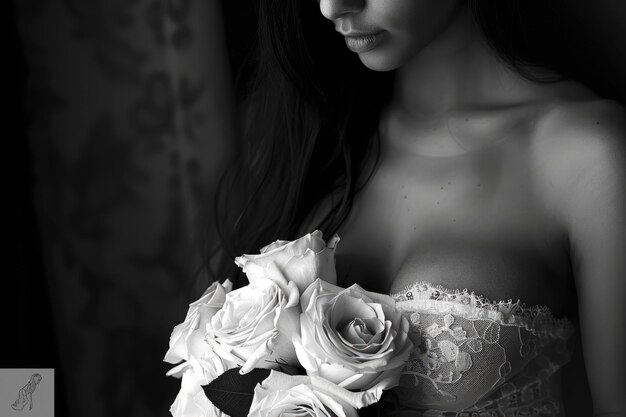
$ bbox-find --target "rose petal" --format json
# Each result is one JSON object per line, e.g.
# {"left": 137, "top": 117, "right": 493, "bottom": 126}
{"left": 329, "top": 295, "right": 377, "bottom": 330}
{"left": 281, "top": 248, "right": 337, "bottom": 292}
{"left": 340, "top": 318, "right": 385, "bottom": 352}
{"left": 169, "top": 357, "right": 231, "bottom": 417}
{"left": 297, "top": 278, "right": 413, "bottom": 392}
{"left": 249, "top": 371, "right": 363, "bottom": 417}
{"left": 236, "top": 231, "right": 339, "bottom": 291}
{"left": 164, "top": 281, "right": 228, "bottom": 364}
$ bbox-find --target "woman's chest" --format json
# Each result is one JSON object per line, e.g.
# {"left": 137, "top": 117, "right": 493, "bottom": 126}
{"left": 332, "top": 141, "right": 573, "bottom": 315}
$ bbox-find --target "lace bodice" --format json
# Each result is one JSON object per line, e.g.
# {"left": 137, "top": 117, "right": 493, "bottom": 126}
{"left": 385, "top": 282, "right": 575, "bottom": 416}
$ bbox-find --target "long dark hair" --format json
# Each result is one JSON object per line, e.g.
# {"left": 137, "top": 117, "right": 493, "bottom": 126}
{"left": 209, "top": 0, "right": 614, "bottom": 287}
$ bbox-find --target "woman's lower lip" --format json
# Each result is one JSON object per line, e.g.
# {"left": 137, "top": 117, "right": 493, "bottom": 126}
{"left": 344, "top": 32, "right": 384, "bottom": 53}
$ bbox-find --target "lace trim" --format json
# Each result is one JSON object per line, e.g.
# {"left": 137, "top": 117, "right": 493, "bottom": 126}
{"left": 391, "top": 281, "right": 575, "bottom": 340}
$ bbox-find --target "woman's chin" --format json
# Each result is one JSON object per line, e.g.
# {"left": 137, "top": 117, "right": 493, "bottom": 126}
{"left": 357, "top": 51, "right": 403, "bottom": 72}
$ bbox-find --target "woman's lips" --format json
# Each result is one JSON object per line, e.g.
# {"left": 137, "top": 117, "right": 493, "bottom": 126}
{"left": 343, "top": 32, "right": 384, "bottom": 53}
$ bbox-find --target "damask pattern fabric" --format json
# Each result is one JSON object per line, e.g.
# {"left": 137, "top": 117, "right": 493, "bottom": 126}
{"left": 15, "top": 1, "right": 233, "bottom": 416}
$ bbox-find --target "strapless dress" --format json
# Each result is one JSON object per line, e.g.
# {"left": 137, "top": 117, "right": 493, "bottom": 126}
{"left": 379, "top": 281, "right": 575, "bottom": 417}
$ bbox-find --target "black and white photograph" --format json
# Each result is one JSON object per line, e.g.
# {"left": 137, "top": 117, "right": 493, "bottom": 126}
{"left": 5, "top": 1, "right": 626, "bottom": 416}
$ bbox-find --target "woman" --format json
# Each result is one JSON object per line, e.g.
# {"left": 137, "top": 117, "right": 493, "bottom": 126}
{"left": 11, "top": 373, "right": 42, "bottom": 411}
{"left": 211, "top": 0, "right": 625, "bottom": 415}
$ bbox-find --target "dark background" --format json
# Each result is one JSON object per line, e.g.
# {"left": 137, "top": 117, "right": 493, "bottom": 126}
{"left": 4, "top": 0, "right": 68, "bottom": 413}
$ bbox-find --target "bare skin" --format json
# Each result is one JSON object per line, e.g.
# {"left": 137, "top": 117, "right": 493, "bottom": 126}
{"left": 315, "top": 1, "right": 626, "bottom": 415}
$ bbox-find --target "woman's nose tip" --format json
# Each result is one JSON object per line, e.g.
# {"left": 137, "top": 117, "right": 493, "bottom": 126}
{"left": 319, "top": 0, "right": 364, "bottom": 20}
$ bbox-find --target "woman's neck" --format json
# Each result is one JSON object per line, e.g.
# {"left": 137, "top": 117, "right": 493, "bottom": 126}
{"left": 392, "top": 8, "right": 542, "bottom": 120}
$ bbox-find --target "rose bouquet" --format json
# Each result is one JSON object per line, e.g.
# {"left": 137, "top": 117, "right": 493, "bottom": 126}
{"left": 164, "top": 231, "right": 413, "bottom": 417}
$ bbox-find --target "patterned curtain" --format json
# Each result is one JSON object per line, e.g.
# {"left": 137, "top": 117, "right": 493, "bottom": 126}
{"left": 14, "top": 0, "right": 233, "bottom": 416}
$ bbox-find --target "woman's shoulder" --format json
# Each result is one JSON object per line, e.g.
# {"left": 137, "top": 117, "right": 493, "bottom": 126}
{"left": 538, "top": 95, "right": 626, "bottom": 140}
{"left": 528, "top": 95, "right": 626, "bottom": 224}
{"left": 529, "top": 95, "right": 625, "bottom": 177}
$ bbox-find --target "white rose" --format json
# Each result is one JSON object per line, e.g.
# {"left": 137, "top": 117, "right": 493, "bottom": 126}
{"left": 250, "top": 371, "right": 383, "bottom": 417}
{"left": 165, "top": 280, "right": 236, "bottom": 417}
{"left": 235, "top": 230, "right": 339, "bottom": 293}
{"left": 295, "top": 279, "right": 413, "bottom": 393}
{"left": 164, "top": 280, "right": 233, "bottom": 368}
{"left": 208, "top": 266, "right": 301, "bottom": 374}
{"left": 169, "top": 357, "right": 226, "bottom": 417}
